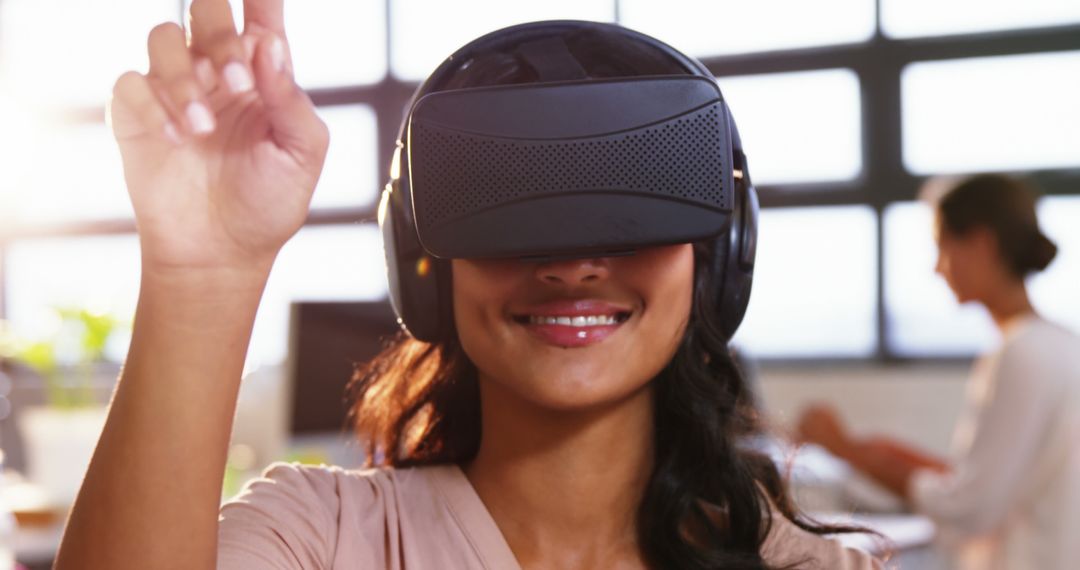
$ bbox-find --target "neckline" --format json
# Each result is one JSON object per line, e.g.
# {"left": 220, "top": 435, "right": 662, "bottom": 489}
{"left": 1001, "top": 312, "right": 1040, "bottom": 342}
{"left": 427, "top": 464, "right": 523, "bottom": 570}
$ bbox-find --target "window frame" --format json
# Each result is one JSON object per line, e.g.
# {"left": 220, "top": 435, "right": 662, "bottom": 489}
{"left": 1, "top": 0, "right": 1078, "bottom": 364}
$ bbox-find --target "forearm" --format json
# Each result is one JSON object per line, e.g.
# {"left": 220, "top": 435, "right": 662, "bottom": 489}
{"left": 55, "top": 264, "right": 272, "bottom": 570}
{"left": 834, "top": 436, "right": 950, "bottom": 501}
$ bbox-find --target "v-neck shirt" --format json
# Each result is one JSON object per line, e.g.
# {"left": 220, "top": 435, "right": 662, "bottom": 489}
{"left": 218, "top": 462, "right": 880, "bottom": 569}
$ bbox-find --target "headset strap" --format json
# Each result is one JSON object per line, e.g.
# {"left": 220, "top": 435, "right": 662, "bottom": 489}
{"left": 516, "top": 36, "right": 588, "bottom": 81}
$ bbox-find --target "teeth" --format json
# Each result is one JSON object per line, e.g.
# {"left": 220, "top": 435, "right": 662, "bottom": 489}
{"left": 528, "top": 314, "right": 621, "bottom": 327}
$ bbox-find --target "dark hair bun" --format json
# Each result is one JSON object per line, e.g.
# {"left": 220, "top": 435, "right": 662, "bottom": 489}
{"left": 1024, "top": 232, "right": 1059, "bottom": 273}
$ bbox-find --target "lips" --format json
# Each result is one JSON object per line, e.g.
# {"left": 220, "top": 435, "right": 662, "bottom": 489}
{"left": 510, "top": 299, "right": 633, "bottom": 348}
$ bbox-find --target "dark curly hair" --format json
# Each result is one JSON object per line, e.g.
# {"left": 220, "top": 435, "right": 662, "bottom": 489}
{"left": 346, "top": 25, "right": 869, "bottom": 569}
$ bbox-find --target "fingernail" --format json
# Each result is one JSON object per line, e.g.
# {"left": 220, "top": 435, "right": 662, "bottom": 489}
{"left": 194, "top": 58, "right": 216, "bottom": 90}
{"left": 223, "top": 61, "right": 254, "bottom": 93}
{"left": 270, "top": 37, "right": 288, "bottom": 74}
{"left": 186, "top": 101, "right": 216, "bottom": 134}
{"left": 164, "top": 121, "right": 183, "bottom": 145}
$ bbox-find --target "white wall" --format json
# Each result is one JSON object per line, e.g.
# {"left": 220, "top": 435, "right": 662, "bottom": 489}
{"left": 759, "top": 363, "right": 971, "bottom": 457}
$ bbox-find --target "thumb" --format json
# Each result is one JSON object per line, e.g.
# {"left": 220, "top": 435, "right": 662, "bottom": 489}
{"left": 252, "top": 34, "right": 328, "bottom": 162}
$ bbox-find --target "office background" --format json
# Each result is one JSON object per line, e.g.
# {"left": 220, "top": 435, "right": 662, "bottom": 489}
{"left": 1, "top": 0, "right": 1078, "bottom": 460}
{"left": 2, "top": 0, "right": 1078, "bottom": 368}
{"left": 0, "top": 1, "right": 1078, "bottom": 567}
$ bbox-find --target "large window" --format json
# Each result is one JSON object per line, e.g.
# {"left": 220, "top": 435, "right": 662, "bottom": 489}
{"left": 620, "top": 0, "right": 875, "bottom": 57}
{"left": 733, "top": 206, "right": 878, "bottom": 358}
{"left": 902, "top": 51, "right": 1080, "bottom": 175}
{"left": 718, "top": 69, "right": 863, "bottom": 185}
{"left": 882, "top": 0, "right": 1080, "bottom": 39}
{"left": 1, "top": 1, "right": 1078, "bottom": 363}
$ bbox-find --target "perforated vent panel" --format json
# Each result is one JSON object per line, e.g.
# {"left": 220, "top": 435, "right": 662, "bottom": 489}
{"left": 409, "top": 103, "right": 731, "bottom": 232}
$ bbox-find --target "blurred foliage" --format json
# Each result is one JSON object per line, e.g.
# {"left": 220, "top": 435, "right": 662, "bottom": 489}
{"left": 0, "top": 308, "right": 128, "bottom": 409}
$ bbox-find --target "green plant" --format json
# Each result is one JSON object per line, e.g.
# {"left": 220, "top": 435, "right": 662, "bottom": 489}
{"left": 0, "top": 308, "right": 127, "bottom": 409}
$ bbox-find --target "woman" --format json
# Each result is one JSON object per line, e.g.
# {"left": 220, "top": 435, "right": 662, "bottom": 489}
{"left": 799, "top": 173, "right": 1080, "bottom": 570}
{"left": 55, "top": 1, "right": 879, "bottom": 568}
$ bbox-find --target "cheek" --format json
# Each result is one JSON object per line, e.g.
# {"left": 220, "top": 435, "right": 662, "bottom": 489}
{"left": 450, "top": 261, "right": 514, "bottom": 361}
{"left": 451, "top": 258, "right": 563, "bottom": 391}
{"left": 630, "top": 245, "right": 695, "bottom": 363}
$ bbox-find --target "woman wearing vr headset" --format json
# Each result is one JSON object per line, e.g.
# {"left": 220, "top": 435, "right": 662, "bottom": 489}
{"left": 57, "top": 1, "right": 879, "bottom": 568}
{"left": 798, "top": 174, "right": 1080, "bottom": 570}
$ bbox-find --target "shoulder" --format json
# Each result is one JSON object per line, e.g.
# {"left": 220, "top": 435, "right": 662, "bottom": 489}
{"left": 761, "top": 513, "right": 883, "bottom": 570}
{"left": 225, "top": 461, "right": 452, "bottom": 514}
{"left": 218, "top": 462, "right": 458, "bottom": 568}
{"left": 992, "top": 318, "right": 1080, "bottom": 386}
{"left": 1002, "top": 317, "right": 1080, "bottom": 357}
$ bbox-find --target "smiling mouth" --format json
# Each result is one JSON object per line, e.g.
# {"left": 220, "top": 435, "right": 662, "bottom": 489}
{"left": 511, "top": 312, "right": 633, "bottom": 327}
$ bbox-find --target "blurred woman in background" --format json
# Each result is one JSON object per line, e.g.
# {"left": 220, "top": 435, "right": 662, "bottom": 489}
{"left": 798, "top": 173, "right": 1080, "bottom": 570}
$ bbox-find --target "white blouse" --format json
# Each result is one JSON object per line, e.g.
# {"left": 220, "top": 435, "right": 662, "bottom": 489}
{"left": 909, "top": 315, "right": 1080, "bottom": 570}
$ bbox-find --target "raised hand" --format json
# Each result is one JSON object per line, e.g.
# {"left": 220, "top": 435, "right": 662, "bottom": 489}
{"left": 109, "top": 0, "right": 329, "bottom": 276}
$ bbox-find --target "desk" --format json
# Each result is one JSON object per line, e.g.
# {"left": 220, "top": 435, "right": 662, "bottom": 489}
{"left": 818, "top": 512, "right": 946, "bottom": 569}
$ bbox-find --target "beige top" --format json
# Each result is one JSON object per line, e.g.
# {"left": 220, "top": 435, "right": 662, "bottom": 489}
{"left": 219, "top": 462, "right": 881, "bottom": 569}
{"left": 909, "top": 316, "right": 1080, "bottom": 570}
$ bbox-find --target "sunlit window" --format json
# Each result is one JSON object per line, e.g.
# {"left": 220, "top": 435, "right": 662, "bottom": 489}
{"left": 882, "top": 0, "right": 1080, "bottom": 39}
{"left": 311, "top": 105, "right": 379, "bottom": 210}
{"left": 285, "top": 0, "right": 387, "bottom": 88}
{"left": 3, "top": 226, "right": 389, "bottom": 369}
{"left": 0, "top": 122, "right": 132, "bottom": 225}
{"left": 0, "top": 0, "right": 178, "bottom": 109}
{"left": 901, "top": 51, "right": 1080, "bottom": 175}
{"left": 733, "top": 206, "right": 878, "bottom": 358}
{"left": 249, "top": 225, "right": 388, "bottom": 369}
{"left": 4, "top": 235, "right": 142, "bottom": 361}
{"left": 619, "top": 0, "right": 875, "bottom": 58}
{"left": 390, "top": 0, "right": 615, "bottom": 81}
{"left": 717, "top": 69, "right": 862, "bottom": 185}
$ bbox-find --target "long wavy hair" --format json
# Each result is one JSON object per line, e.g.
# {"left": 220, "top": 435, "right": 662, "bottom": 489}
{"left": 346, "top": 27, "right": 867, "bottom": 569}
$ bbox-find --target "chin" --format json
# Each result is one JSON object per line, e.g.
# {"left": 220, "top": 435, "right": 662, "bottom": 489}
{"left": 490, "top": 362, "right": 655, "bottom": 414}
{"left": 950, "top": 286, "right": 978, "bottom": 305}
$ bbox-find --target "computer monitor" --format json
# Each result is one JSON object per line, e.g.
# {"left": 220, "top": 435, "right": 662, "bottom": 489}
{"left": 286, "top": 300, "right": 401, "bottom": 435}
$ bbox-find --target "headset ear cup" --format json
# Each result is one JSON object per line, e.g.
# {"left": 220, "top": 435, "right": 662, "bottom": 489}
{"left": 715, "top": 176, "right": 758, "bottom": 340}
{"left": 381, "top": 173, "right": 446, "bottom": 342}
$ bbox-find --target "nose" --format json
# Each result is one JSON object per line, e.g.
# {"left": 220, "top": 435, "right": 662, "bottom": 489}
{"left": 535, "top": 257, "right": 611, "bottom": 286}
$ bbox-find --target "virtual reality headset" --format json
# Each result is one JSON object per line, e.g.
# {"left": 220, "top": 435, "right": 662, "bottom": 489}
{"left": 380, "top": 21, "right": 758, "bottom": 341}
{"left": 405, "top": 74, "right": 739, "bottom": 260}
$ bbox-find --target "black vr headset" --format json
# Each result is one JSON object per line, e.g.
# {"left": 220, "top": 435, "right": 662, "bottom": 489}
{"left": 379, "top": 20, "right": 758, "bottom": 342}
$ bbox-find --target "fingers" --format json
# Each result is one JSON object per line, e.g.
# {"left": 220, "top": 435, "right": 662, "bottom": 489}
{"left": 188, "top": 0, "right": 254, "bottom": 95}
{"left": 109, "top": 71, "right": 181, "bottom": 145}
{"left": 147, "top": 22, "right": 216, "bottom": 136}
{"left": 114, "top": 0, "right": 322, "bottom": 161}
{"left": 252, "top": 33, "right": 328, "bottom": 163}
{"left": 243, "top": 0, "right": 286, "bottom": 36}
